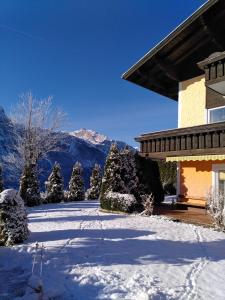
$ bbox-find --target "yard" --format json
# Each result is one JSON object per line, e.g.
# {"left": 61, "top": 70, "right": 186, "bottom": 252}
{"left": 1, "top": 200, "right": 225, "bottom": 299}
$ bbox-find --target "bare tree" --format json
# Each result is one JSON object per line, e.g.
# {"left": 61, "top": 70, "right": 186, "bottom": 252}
{"left": 206, "top": 189, "right": 225, "bottom": 230}
{"left": 9, "top": 91, "right": 66, "bottom": 170}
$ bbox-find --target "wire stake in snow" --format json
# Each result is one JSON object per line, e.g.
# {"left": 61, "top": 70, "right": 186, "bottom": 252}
{"left": 40, "top": 243, "right": 45, "bottom": 278}
{"left": 32, "top": 242, "right": 39, "bottom": 275}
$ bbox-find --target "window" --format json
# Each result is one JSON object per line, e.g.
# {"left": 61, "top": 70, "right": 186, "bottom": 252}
{"left": 212, "top": 164, "right": 225, "bottom": 195}
{"left": 208, "top": 106, "right": 225, "bottom": 123}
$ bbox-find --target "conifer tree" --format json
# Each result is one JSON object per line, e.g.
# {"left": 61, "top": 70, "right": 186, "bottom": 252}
{"left": 45, "top": 162, "right": 64, "bottom": 203}
{"left": 120, "top": 146, "right": 139, "bottom": 195}
{"left": 0, "top": 165, "right": 3, "bottom": 193}
{"left": 86, "top": 164, "right": 102, "bottom": 200}
{"left": 68, "top": 162, "right": 85, "bottom": 201}
{"left": 19, "top": 164, "right": 40, "bottom": 207}
{"left": 0, "top": 189, "right": 29, "bottom": 246}
{"left": 100, "top": 143, "right": 125, "bottom": 208}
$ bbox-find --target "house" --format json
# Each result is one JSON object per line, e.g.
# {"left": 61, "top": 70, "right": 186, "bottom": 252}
{"left": 122, "top": 0, "right": 225, "bottom": 208}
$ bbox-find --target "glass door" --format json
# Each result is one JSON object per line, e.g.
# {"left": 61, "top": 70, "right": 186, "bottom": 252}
{"left": 218, "top": 171, "right": 225, "bottom": 194}
{"left": 212, "top": 164, "right": 225, "bottom": 195}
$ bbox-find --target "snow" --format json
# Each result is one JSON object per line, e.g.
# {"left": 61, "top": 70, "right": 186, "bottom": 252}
{"left": 1, "top": 200, "right": 225, "bottom": 299}
{"left": 70, "top": 129, "right": 108, "bottom": 145}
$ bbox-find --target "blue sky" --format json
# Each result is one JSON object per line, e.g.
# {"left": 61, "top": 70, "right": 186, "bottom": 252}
{"left": 0, "top": 0, "right": 206, "bottom": 146}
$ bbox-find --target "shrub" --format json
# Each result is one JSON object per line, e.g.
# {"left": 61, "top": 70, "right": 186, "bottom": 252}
{"left": 45, "top": 162, "right": 64, "bottom": 203}
{"left": 135, "top": 154, "right": 164, "bottom": 206}
{"left": 100, "top": 143, "right": 125, "bottom": 198}
{"left": 0, "top": 189, "right": 29, "bottom": 246}
{"left": 86, "top": 164, "right": 102, "bottom": 200}
{"left": 68, "top": 162, "right": 85, "bottom": 201}
{"left": 19, "top": 164, "right": 40, "bottom": 207}
{"left": 157, "top": 160, "right": 177, "bottom": 195}
{"left": 120, "top": 147, "right": 139, "bottom": 195}
{"left": 207, "top": 190, "right": 225, "bottom": 230}
{"left": 140, "top": 193, "right": 154, "bottom": 216}
{"left": 103, "top": 192, "right": 136, "bottom": 213}
{"left": 100, "top": 143, "right": 126, "bottom": 209}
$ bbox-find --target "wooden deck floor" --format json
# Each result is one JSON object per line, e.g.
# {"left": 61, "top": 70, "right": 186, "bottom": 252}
{"left": 154, "top": 205, "right": 213, "bottom": 227}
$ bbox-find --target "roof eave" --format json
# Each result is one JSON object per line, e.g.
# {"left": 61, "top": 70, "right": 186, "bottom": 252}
{"left": 122, "top": 0, "right": 218, "bottom": 80}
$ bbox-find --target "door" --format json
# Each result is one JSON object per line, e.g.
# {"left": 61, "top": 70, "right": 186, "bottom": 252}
{"left": 212, "top": 164, "right": 225, "bottom": 194}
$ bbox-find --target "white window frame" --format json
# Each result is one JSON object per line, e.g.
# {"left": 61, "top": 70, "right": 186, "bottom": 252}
{"left": 207, "top": 105, "right": 225, "bottom": 124}
{"left": 212, "top": 164, "right": 225, "bottom": 193}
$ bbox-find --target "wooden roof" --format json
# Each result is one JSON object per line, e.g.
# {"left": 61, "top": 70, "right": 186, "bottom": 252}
{"left": 122, "top": 0, "right": 225, "bottom": 101}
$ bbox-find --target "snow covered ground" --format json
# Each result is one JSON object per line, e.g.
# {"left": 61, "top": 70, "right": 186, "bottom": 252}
{"left": 1, "top": 200, "right": 225, "bottom": 300}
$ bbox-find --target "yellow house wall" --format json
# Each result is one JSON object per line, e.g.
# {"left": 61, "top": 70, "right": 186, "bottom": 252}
{"left": 179, "top": 75, "right": 206, "bottom": 128}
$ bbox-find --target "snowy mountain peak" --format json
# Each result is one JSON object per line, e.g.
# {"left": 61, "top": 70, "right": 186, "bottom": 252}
{"left": 69, "top": 128, "right": 108, "bottom": 144}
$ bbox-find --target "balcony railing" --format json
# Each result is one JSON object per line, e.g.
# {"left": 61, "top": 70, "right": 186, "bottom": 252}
{"left": 198, "top": 51, "right": 225, "bottom": 95}
{"left": 135, "top": 121, "right": 225, "bottom": 159}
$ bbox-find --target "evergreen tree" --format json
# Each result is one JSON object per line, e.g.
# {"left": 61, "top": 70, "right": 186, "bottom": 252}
{"left": 0, "top": 165, "right": 3, "bottom": 193}
{"left": 68, "top": 162, "right": 85, "bottom": 201}
{"left": 86, "top": 164, "right": 102, "bottom": 200}
{"left": 120, "top": 146, "right": 139, "bottom": 195}
{"left": 45, "top": 162, "right": 64, "bottom": 203}
{"left": 19, "top": 164, "right": 40, "bottom": 207}
{"left": 100, "top": 143, "right": 125, "bottom": 208}
{"left": 0, "top": 189, "right": 29, "bottom": 246}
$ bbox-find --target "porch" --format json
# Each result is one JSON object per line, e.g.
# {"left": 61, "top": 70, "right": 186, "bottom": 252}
{"left": 154, "top": 204, "right": 213, "bottom": 227}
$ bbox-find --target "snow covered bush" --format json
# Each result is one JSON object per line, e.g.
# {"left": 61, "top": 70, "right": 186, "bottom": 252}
{"left": 140, "top": 193, "right": 155, "bottom": 216}
{"left": 207, "top": 190, "right": 225, "bottom": 230}
{"left": 0, "top": 164, "right": 3, "bottom": 193}
{"left": 19, "top": 164, "right": 40, "bottom": 207}
{"left": 104, "top": 192, "right": 137, "bottom": 213}
{"left": 86, "top": 164, "right": 102, "bottom": 200}
{"left": 68, "top": 162, "right": 85, "bottom": 201}
{"left": 45, "top": 162, "right": 64, "bottom": 203}
{"left": 0, "top": 189, "right": 29, "bottom": 246}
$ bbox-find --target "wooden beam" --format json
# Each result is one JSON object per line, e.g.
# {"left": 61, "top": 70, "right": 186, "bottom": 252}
{"left": 199, "top": 15, "right": 224, "bottom": 51}
{"left": 153, "top": 55, "right": 179, "bottom": 81}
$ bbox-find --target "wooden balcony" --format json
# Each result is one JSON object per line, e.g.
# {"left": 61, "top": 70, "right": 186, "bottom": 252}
{"left": 198, "top": 51, "right": 225, "bottom": 95}
{"left": 135, "top": 121, "right": 225, "bottom": 159}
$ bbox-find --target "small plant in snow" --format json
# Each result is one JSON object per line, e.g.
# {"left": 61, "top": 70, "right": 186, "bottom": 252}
{"left": 19, "top": 164, "right": 40, "bottom": 207}
{"left": 45, "top": 162, "right": 64, "bottom": 203}
{"left": 0, "top": 189, "right": 29, "bottom": 246}
{"left": 140, "top": 193, "right": 155, "bottom": 216}
{"left": 206, "top": 189, "right": 225, "bottom": 230}
{"left": 68, "top": 162, "right": 85, "bottom": 201}
{"left": 86, "top": 164, "right": 102, "bottom": 200}
{"left": 0, "top": 165, "right": 3, "bottom": 193}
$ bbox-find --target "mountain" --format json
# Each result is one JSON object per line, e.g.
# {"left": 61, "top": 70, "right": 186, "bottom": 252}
{"left": 0, "top": 108, "right": 131, "bottom": 190}
{"left": 70, "top": 128, "right": 108, "bottom": 144}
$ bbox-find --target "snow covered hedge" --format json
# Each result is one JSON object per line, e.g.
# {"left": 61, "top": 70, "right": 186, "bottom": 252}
{"left": 0, "top": 189, "right": 29, "bottom": 246}
{"left": 103, "top": 192, "right": 137, "bottom": 213}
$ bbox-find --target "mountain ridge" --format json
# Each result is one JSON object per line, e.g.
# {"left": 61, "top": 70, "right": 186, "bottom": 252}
{"left": 0, "top": 107, "right": 132, "bottom": 190}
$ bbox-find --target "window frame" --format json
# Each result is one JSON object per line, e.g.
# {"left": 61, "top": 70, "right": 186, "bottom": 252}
{"left": 207, "top": 105, "right": 225, "bottom": 124}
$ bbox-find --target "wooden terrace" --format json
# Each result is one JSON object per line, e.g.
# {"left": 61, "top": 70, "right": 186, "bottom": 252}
{"left": 154, "top": 205, "right": 213, "bottom": 227}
